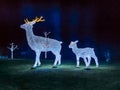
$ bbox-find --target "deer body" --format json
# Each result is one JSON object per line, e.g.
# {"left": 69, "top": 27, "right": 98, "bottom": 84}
{"left": 20, "top": 16, "right": 62, "bottom": 68}
{"left": 69, "top": 40, "right": 99, "bottom": 68}
{"left": 26, "top": 29, "right": 62, "bottom": 52}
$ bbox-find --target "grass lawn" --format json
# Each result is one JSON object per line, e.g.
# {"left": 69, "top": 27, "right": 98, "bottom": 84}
{"left": 0, "top": 59, "right": 120, "bottom": 90}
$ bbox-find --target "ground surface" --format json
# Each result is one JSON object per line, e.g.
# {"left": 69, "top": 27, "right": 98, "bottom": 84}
{"left": 0, "top": 59, "right": 120, "bottom": 90}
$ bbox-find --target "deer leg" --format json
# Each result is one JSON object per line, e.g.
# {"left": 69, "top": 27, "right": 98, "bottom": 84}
{"left": 83, "top": 57, "right": 89, "bottom": 68}
{"left": 93, "top": 55, "right": 99, "bottom": 67}
{"left": 51, "top": 51, "right": 59, "bottom": 67}
{"left": 87, "top": 56, "right": 91, "bottom": 67}
{"left": 76, "top": 56, "right": 80, "bottom": 67}
{"left": 37, "top": 52, "right": 41, "bottom": 66}
{"left": 53, "top": 55, "right": 59, "bottom": 67}
{"left": 33, "top": 51, "right": 41, "bottom": 68}
{"left": 58, "top": 54, "right": 61, "bottom": 65}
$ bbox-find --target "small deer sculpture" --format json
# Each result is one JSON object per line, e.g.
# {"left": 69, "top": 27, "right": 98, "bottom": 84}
{"left": 20, "top": 16, "right": 62, "bottom": 68}
{"left": 69, "top": 40, "right": 99, "bottom": 68}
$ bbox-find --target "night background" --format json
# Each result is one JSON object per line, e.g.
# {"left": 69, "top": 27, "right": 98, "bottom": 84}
{"left": 0, "top": 0, "right": 120, "bottom": 90}
{"left": 0, "top": 0, "right": 120, "bottom": 61}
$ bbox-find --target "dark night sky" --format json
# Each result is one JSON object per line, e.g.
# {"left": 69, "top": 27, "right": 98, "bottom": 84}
{"left": 0, "top": 0, "right": 120, "bottom": 60}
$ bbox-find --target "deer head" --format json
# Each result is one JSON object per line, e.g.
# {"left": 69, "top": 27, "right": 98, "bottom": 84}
{"left": 20, "top": 16, "right": 45, "bottom": 30}
{"left": 69, "top": 40, "right": 78, "bottom": 48}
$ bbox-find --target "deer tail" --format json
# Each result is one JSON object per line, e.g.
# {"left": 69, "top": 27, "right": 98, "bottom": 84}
{"left": 60, "top": 41, "right": 63, "bottom": 44}
{"left": 92, "top": 48, "right": 94, "bottom": 51}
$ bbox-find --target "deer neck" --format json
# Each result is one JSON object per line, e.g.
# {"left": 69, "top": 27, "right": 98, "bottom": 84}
{"left": 25, "top": 27, "right": 43, "bottom": 47}
{"left": 72, "top": 44, "right": 79, "bottom": 54}
{"left": 24, "top": 27, "right": 38, "bottom": 47}
{"left": 26, "top": 28, "right": 34, "bottom": 39}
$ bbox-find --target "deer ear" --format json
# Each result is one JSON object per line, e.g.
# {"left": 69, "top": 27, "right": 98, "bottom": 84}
{"left": 75, "top": 40, "right": 78, "bottom": 43}
{"left": 70, "top": 41, "right": 74, "bottom": 45}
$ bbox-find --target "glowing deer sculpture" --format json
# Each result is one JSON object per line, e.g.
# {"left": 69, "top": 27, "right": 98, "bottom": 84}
{"left": 20, "top": 16, "right": 62, "bottom": 68}
{"left": 69, "top": 40, "right": 99, "bottom": 68}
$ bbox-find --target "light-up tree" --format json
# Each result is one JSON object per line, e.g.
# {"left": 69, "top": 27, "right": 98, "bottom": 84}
{"left": 7, "top": 43, "right": 18, "bottom": 60}
{"left": 43, "top": 32, "right": 51, "bottom": 59}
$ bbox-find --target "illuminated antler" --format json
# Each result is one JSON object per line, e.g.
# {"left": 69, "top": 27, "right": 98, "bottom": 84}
{"left": 33, "top": 16, "right": 45, "bottom": 22}
{"left": 24, "top": 18, "right": 30, "bottom": 23}
{"left": 37, "top": 16, "right": 45, "bottom": 22}
{"left": 24, "top": 16, "right": 45, "bottom": 23}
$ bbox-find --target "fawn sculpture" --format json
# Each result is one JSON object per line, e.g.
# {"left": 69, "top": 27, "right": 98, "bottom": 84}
{"left": 20, "top": 16, "right": 62, "bottom": 68}
{"left": 69, "top": 40, "right": 99, "bottom": 68}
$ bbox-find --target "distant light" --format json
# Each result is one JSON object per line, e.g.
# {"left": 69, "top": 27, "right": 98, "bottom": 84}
{"left": 104, "top": 50, "right": 111, "bottom": 62}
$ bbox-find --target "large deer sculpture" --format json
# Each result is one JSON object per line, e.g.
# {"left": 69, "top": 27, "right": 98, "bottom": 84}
{"left": 20, "top": 16, "right": 62, "bottom": 68}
